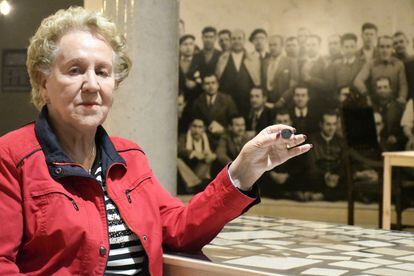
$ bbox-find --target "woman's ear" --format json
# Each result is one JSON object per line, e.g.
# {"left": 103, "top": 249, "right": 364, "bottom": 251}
{"left": 38, "top": 71, "right": 48, "bottom": 90}
{"left": 37, "top": 72, "right": 50, "bottom": 103}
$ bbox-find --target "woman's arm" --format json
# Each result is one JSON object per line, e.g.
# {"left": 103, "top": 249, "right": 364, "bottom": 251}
{"left": 0, "top": 146, "right": 27, "bottom": 275}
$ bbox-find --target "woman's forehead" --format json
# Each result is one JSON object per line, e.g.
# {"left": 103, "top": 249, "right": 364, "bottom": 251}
{"left": 55, "top": 30, "right": 113, "bottom": 64}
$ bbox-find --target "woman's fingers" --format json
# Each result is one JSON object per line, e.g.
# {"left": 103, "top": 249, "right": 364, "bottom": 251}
{"left": 287, "top": 144, "right": 313, "bottom": 158}
{"left": 255, "top": 127, "right": 306, "bottom": 150}
{"left": 263, "top": 124, "right": 296, "bottom": 135}
{"left": 285, "top": 134, "right": 307, "bottom": 149}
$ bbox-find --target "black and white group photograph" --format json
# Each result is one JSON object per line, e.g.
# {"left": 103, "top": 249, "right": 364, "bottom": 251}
{"left": 177, "top": 0, "right": 414, "bottom": 203}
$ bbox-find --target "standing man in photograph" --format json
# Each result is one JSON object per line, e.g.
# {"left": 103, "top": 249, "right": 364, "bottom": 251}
{"left": 297, "top": 27, "right": 310, "bottom": 59}
{"left": 265, "top": 35, "right": 298, "bottom": 108}
{"left": 393, "top": 31, "right": 412, "bottom": 63}
{"left": 285, "top": 36, "right": 300, "bottom": 59}
{"left": 216, "top": 29, "right": 261, "bottom": 118}
{"left": 249, "top": 28, "right": 269, "bottom": 59}
{"left": 354, "top": 35, "right": 408, "bottom": 105}
{"left": 194, "top": 26, "right": 222, "bottom": 79}
{"left": 324, "top": 34, "right": 343, "bottom": 66}
{"left": 357, "top": 22, "right": 379, "bottom": 64}
{"left": 179, "top": 34, "right": 202, "bottom": 106}
{"left": 326, "top": 33, "right": 364, "bottom": 103}
{"left": 218, "top": 29, "right": 232, "bottom": 52}
{"left": 299, "top": 34, "right": 329, "bottom": 108}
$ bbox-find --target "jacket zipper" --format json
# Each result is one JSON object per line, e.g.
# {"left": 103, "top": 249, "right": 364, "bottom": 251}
{"left": 105, "top": 167, "right": 151, "bottom": 274}
{"left": 33, "top": 191, "right": 79, "bottom": 211}
{"left": 70, "top": 198, "right": 79, "bottom": 211}
{"left": 100, "top": 162, "right": 125, "bottom": 273}
{"left": 125, "top": 176, "right": 151, "bottom": 204}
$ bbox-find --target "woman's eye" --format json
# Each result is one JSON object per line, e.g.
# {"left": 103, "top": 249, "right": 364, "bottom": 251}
{"left": 97, "top": 69, "right": 110, "bottom": 77}
{"left": 69, "top": 67, "right": 82, "bottom": 75}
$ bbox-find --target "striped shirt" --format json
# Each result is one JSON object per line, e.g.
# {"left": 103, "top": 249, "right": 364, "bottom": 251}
{"left": 92, "top": 163, "right": 149, "bottom": 275}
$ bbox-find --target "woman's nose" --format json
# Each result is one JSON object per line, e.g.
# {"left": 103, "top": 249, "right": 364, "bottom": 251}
{"left": 81, "top": 70, "right": 100, "bottom": 92}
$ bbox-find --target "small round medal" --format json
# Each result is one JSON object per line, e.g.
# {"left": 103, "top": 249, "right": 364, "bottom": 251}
{"left": 281, "top": 129, "right": 293, "bottom": 139}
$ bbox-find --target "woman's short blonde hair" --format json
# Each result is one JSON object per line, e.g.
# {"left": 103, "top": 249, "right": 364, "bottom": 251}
{"left": 27, "top": 6, "right": 131, "bottom": 110}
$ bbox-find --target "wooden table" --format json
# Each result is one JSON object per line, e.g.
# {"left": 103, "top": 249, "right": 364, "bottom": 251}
{"left": 382, "top": 151, "right": 414, "bottom": 230}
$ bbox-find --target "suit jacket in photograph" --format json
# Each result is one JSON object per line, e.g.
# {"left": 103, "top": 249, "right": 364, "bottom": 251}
{"left": 264, "top": 55, "right": 298, "bottom": 103}
{"left": 246, "top": 106, "right": 274, "bottom": 134}
{"left": 192, "top": 92, "right": 238, "bottom": 128}
{"left": 356, "top": 47, "right": 380, "bottom": 64}
{"left": 193, "top": 49, "right": 222, "bottom": 79}
{"left": 298, "top": 56, "right": 329, "bottom": 104}
{"left": 289, "top": 107, "right": 320, "bottom": 136}
{"left": 326, "top": 56, "right": 365, "bottom": 94}
{"left": 216, "top": 132, "right": 251, "bottom": 166}
{"left": 215, "top": 51, "right": 261, "bottom": 116}
{"left": 404, "top": 58, "right": 414, "bottom": 99}
{"left": 179, "top": 56, "right": 202, "bottom": 104}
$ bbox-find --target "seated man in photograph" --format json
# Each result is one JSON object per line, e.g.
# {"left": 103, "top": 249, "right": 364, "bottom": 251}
{"left": 265, "top": 35, "right": 298, "bottom": 108}
{"left": 289, "top": 86, "right": 319, "bottom": 136}
{"left": 178, "top": 118, "right": 217, "bottom": 193}
{"left": 354, "top": 35, "right": 408, "bottom": 105}
{"left": 246, "top": 87, "right": 274, "bottom": 135}
{"left": 216, "top": 115, "right": 251, "bottom": 168}
{"left": 178, "top": 92, "right": 192, "bottom": 135}
{"left": 348, "top": 111, "right": 384, "bottom": 203}
{"left": 326, "top": 33, "right": 364, "bottom": 99}
{"left": 309, "top": 111, "right": 346, "bottom": 201}
{"left": 263, "top": 110, "right": 311, "bottom": 199}
{"left": 192, "top": 74, "right": 238, "bottom": 148}
{"left": 371, "top": 77, "right": 406, "bottom": 151}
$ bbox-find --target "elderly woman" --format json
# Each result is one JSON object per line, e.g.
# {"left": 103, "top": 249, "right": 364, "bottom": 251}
{"left": 0, "top": 7, "right": 311, "bottom": 276}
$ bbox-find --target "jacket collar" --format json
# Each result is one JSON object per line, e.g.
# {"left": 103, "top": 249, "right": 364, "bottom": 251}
{"left": 34, "top": 106, "right": 125, "bottom": 180}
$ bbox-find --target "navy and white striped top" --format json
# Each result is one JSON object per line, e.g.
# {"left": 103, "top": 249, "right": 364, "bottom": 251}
{"left": 92, "top": 163, "right": 149, "bottom": 275}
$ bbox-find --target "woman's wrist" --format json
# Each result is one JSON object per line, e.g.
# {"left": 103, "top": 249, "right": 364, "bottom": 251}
{"left": 229, "top": 154, "right": 258, "bottom": 191}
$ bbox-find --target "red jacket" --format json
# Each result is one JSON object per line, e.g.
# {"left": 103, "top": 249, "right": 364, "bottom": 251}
{"left": 0, "top": 109, "right": 259, "bottom": 275}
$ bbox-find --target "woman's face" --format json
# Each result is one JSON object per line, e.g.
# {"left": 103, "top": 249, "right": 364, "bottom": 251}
{"left": 41, "top": 30, "right": 115, "bottom": 131}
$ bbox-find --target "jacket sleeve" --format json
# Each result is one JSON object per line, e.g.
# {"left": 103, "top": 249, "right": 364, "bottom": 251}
{"left": 156, "top": 166, "right": 259, "bottom": 252}
{"left": 354, "top": 61, "right": 371, "bottom": 94}
{"left": 0, "top": 146, "right": 27, "bottom": 275}
{"left": 216, "top": 136, "right": 232, "bottom": 166}
{"left": 280, "top": 59, "right": 299, "bottom": 102}
{"left": 398, "top": 62, "right": 408, "bottom": 101}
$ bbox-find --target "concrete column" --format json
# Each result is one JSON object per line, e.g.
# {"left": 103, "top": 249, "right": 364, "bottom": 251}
{"left": 85, "top": 0, "right": 179, "bottom": 194}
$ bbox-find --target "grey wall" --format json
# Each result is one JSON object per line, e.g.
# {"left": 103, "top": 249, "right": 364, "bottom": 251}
{"left": 0, "top": 0, "right": 83, "bottom": 135}
{"left": 98, "top": 0, "right": 179, "bottom": 194}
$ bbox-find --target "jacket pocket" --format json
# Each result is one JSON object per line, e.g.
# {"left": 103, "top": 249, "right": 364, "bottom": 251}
{"left": 124, "top": 173, "right": 152, "bottom": 204}
{"left": 30, "top": 187, "right": 87, "bottom": 236}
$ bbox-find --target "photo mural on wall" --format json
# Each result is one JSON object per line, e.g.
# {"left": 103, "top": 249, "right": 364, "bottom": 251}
{"left": 177, "top": 0, "right": 414, "bottom": 202}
